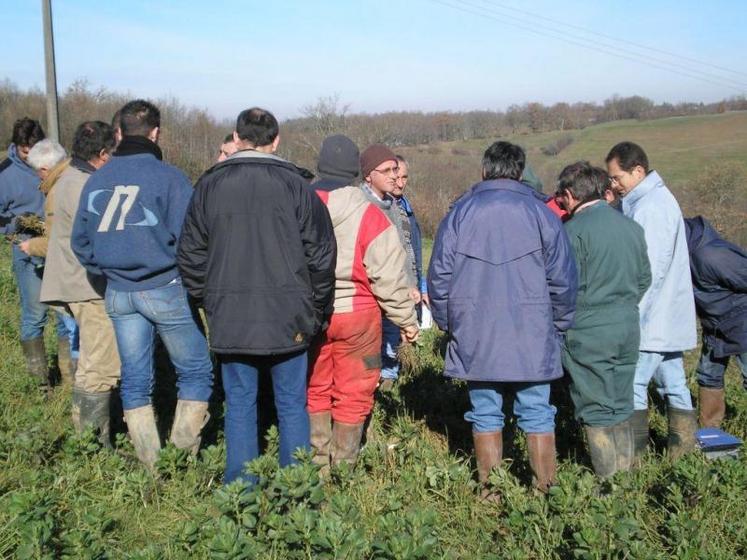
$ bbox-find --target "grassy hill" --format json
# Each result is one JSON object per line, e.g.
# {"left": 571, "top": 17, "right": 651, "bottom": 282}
{"left": 402, "top": 111, "right": 747, "bottom": 245}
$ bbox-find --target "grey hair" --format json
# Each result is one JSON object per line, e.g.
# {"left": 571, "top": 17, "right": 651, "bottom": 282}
{"left": 27, "top": 139, "right": 67, "bottom": 171}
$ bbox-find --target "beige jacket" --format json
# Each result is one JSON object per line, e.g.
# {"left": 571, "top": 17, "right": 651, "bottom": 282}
{"left": 40, "top": 164, "right": 106, "bottom": 303}
{"left": 317, "top": 186, "right": 417, "bottom": 328}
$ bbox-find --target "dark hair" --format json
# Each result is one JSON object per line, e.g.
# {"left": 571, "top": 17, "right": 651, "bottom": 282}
{"left": 482, "top": 141, "right": 525, "bottom": 181}
{"left": 118, "top": 99, "right": 160, "bottom": 137}
{"left": 222, "top": 132, "right": 234, "bottom": 144}
{"left": 12, "top": 117, "right": 45, "bottom": 147}
{"left": 235, "top": 107, "right": 278, "bottom": 147}
{"left": 558, "top": 161, "right": 609, "bottom": 207}
{"left": 72, "top": 121, "right": 116, "bottom": 161}
{"left": 605, "top": 141, "right": 649, "bottom": 173}
{"left": 395, "top": 154, "right": 408, "bottom": 165}
{"left": 111, "top": 109, "right": 122, "bottom": 131}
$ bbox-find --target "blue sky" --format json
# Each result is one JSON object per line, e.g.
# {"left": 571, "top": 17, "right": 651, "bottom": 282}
{"left": 2, "top": 0, "right": 746, "bottom": 120}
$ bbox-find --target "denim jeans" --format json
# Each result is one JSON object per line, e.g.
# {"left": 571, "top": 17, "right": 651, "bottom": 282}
{"left": 60, "top": 313, "right": 80, "bottom": 360}
{"left": 221, "top": 351, "right": 310, "bottom": 484}
{"left": 465, "top": 381, "right": 556, "bottom": 433}
{"left": 380, "top": 317, "right": 401, "bottom": 380}
{"left": 633, "top": 351, "right": 693, "bottom": 410}
{"left": 104, "top": 279, "right": 213, "bottom": 411}
{"left": 697, "top": 341, "right": 747, "bottom": 390}
{"left": 12, "top": 245, "right": 69, "bottom": 341}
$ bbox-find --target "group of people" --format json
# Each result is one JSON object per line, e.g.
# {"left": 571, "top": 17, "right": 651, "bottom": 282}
{"left": 1, "top": 99, "right": 744, "bottom": 497}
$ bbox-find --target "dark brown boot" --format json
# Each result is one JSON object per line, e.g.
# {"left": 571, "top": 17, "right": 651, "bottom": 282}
{"left": 310, "top": 411, "right": 332, "bottom": 471}
{"left": 169, "top": 400, "right": 210, "bottom": 455}
{"left": 630, "top": 409, "right": 650, "bottom": 465}
{"left": 473, "top": 431, "right": 502, "bottom": 502}
{"left": 698, "top": 387, "right": 725, "bottom": 428}
{"left": 57, "top": 336, "right": 74, "bottom": 386}
{"left": 527, "top": 432, "right": 557, "bottom": 493}
{"left": 668, "top": 407, "right": 698, "bottom": 460}
{"left": 21, "top": 337, "right": 49, "bottom": 390}
{"left": 331, "top": 421, "right": 364, "bottom": 466}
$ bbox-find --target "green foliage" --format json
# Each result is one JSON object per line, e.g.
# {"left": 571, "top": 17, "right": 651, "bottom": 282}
{"left": 1, "top": 239, "right": 747, "bottom": 558}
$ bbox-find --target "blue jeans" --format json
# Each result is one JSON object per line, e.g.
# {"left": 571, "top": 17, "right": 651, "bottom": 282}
{"left": 105, "top": 279, "right": 213, "bottom": 411}
{"left": 380, "top": 317, "right": 401, "bottom": 380}
{"left": 697, "top": 341, "right": 747, "bottom": 390}
{"left": 12, "top": 245, "right": 69, "bottom": 341}
{"left": 60, "top": 313, "right": 80, "bottom": 359}
{"left": 633, "top": 351, "right": 693, "bottom": 410}
{"left": 466, "top": 381, "right": 556, "bottom": 433}
{"left": 221, "top": 351, "right": 310, "bottom": 484}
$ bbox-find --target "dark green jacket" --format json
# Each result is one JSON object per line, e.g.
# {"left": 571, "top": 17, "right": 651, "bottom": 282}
{"left": 562, "top": 201, "right": 651, "bottom": 426}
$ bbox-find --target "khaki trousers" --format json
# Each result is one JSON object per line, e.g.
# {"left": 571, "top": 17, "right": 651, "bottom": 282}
{"left": 68, "top": 299, "right": 121, "bottom": 393}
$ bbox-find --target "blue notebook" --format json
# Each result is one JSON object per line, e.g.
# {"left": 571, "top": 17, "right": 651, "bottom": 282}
{"left": 696, "top": 428, "right": 742, "bottom": 452}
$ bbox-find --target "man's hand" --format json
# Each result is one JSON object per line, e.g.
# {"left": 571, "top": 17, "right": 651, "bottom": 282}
{"left": 421, "top": 293, "right": 430, "bottom": 307}
{"left": 410, "top": 288, "right": 421, "bottom": 304}
{"left": 400, "top": 324, "right": 419, "bottom": 343}
{"left": 18, "top": 240, "right": 31, "bottom": 255}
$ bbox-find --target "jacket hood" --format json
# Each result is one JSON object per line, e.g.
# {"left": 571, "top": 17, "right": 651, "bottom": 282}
{"left": 685, "top": 215, "right": 720, "bottom": 253}
{"left": 326, "top": 186, "right": 370, "bottom": 227}
{"left": 521, "top": 164, "right": 544, "bottom": 193}
{"left": 7, "top": 144, "right": 39, "bottom": 179}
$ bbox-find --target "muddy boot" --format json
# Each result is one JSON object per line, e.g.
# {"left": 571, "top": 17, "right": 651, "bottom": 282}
{"left": 612, "top": 419, "right": 634, "bottom": 473}
{"left": 473, "top": 431, "right": 502, "bottom": 502}
{"left": 124, "top": 405, "right": 161, "bottom": 469}
{"left": 169, "top": 400, "right": 210, "bottom": 455}
{"left": 57, "top": 337, "right": 74, "bottom": 387}
{"left": 667, "top": 407, "right": 698, "bottom": 460}
{"left": 584, "top": 425, "right": 617, "bottom": 478}
{"left": 21, "top": 337, "right": 49, "bottom": 392}
{"left": 310, "top": 412, "right": 332, "bottom": 472}
{"left": 698, "top": 387, "right": 725, "bottom": 428}
{"left": 630, "top": 409, "right": 650, "bottom": 465}
{"left": 331, "top": 422, "right": 364, "bottom": 466}
{"left": 73, "top": 387, "right": 113, "bottom": 448}
{"left": 527, "top": 432, "right": 557, "bottom": 493}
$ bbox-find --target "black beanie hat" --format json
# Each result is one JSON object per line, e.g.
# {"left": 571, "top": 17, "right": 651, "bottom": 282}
{"left": 317, "top": 134, "right": 360, "bottom": 181}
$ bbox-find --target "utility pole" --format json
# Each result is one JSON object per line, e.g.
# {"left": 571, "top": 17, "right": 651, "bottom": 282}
{"left": 42, "top": 0, "right": 60, "bottom": 141}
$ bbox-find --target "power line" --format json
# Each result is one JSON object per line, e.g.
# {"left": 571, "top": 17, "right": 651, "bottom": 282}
{"left": 479, "top": 0, "right": 747, "bottom": 80}
{"left": 427, "top": 0, "right": 747, "bottom": 94}
{"left": 465, "top": 0, "right": 747, "bottom": 89}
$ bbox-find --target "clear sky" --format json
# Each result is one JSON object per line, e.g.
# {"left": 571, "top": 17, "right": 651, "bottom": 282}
{"left": 2, "top": 0, "right": 746, "bottom": 121}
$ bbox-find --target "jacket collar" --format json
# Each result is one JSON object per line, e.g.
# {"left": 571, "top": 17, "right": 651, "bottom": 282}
{"left": 70, "top": 156, "right": 96, "bottom": 174}
{"left": 114, "top": 136, "right": 163, "bottom": 160}
{"left": 622, "top": 170, "right": 663, "bottom": 212}
{"left": 218, "top": 149, "right": 314, "bottom": 180}
{"left": 472, "top": 178, "right": 537, "bottom": 196}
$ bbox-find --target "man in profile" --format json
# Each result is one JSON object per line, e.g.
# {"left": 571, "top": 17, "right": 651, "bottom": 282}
{"left": 606, "top": 141, "right": 698, "bottom": 460}
{"left": 429, "top": 141, "right": 577, "bottom": 499}
{"left": 178, "top": 107, "right": 337, "bottom": 484}
{"left": 72, "top": 100, "right": 214, "bottom": 468}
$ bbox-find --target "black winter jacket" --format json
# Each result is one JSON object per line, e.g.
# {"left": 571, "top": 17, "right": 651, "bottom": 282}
{"left": 684, "top": 216, "right": 747, "bottom": 357}
{"left": 178, "top": 151, "right": 337, "bottom": 355}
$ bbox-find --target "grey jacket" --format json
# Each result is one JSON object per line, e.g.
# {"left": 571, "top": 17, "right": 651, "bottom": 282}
{"left": 40, "top": 164, "right": 106, "bottom": 304}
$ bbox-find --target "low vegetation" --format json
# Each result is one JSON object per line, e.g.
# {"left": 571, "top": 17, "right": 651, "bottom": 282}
{"left": 1, "top": 239, "right": 746, "bottom": 557}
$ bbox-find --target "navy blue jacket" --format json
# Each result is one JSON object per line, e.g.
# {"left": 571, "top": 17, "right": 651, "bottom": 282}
{"left": 397, "top": 195, "right": 426, "bottom": 294}
{"left": 72, "top": 144, "right": 193, "bottom": 292}
{"left": 0, "top": 144, "right": 45, "bottom": 235}
{"left": 685, "top": 216, "right": 747, "bottom": 357}
{"left": 428, "top": 179, "right": 577, "bottom": 382}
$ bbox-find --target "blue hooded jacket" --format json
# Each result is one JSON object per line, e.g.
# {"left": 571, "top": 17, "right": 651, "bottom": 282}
{"left": 397, "top": 195, "right": 427, "bottom": 294}
{"left": 0, "top": 144, "right": 45, "bottom": 235}
{"left": 428, "top": 179, "right": 577, "bottom": 383}
{"left": 685, "top": 216, "right": 747, "bottom": 357}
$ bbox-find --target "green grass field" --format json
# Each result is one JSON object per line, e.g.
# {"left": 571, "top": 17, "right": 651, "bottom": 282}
{"left": 1, "top": 114, "right": 747, "bottom": 557}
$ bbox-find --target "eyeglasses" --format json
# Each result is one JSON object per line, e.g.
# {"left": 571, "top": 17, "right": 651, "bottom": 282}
{"left": 372, "top": 165, "right": 399, "bottom": 177}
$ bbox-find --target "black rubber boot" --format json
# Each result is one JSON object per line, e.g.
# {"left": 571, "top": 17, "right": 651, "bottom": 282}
{"left": 629, "top": 409, "right": 650, "bottom": 465}
{"left": 21, "top": 337, "right": 49, "bottom": 391}
{"left": 73, "top": 387, "right": 113, "bottom": 448}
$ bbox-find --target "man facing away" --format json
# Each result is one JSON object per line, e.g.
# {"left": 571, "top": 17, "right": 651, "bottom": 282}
{"left": 606, "top": 141, "right": 698, "bottom": 460}
{"left": 0, "top": 118, "right": 72, "bottom": 391}
{"left": 684, "top": 216, "right": 747, "bottom": 428}
{"left": 36, "top": 122, "right": 122, "bottom": 445}
{"left": 557, "top": 162, "right": 651, "bottom": 478}
{"left": 307, "top": 134, "right": 418, "bottom": 469}
{"left": 178, "top": 107, "right": 337, "bottom": 485}
{"left": 72, "top": 100, "right": 214, "bottom": 469}
{"left": 428, "top": 141, "right": 577, "bottom": 499}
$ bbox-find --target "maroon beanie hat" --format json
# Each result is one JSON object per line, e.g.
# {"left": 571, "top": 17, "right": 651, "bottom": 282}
{"left": 360, "top": 144, "right": 397, "bottom": 178}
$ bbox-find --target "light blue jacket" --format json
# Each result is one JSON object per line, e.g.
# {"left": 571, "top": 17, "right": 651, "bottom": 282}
{"left": 622, "top": 171, "right": 696, "bottom": 352}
